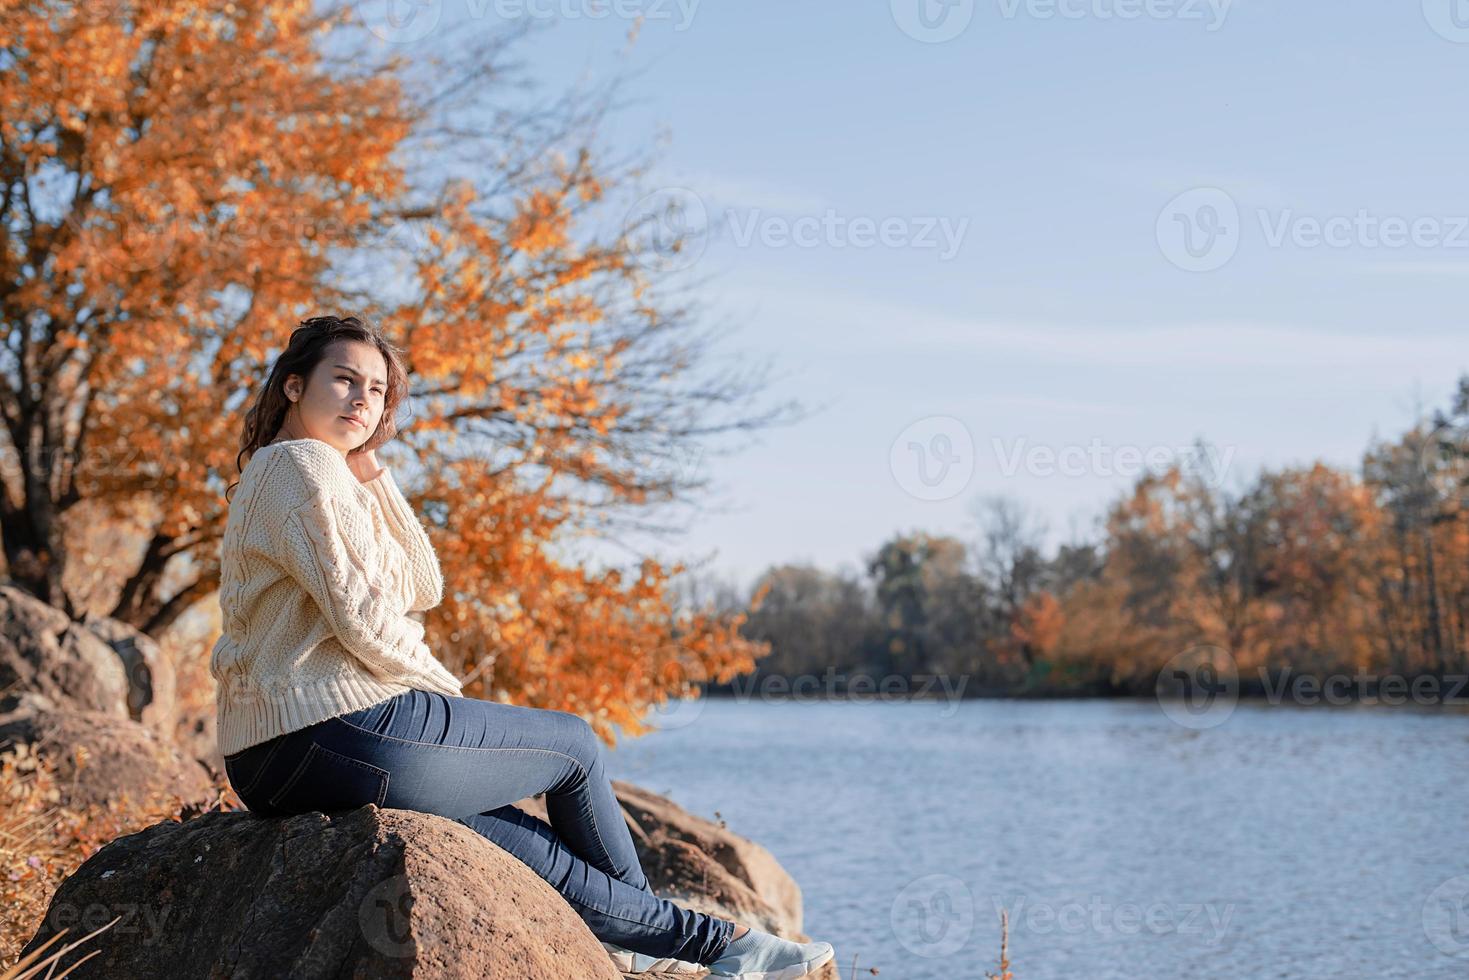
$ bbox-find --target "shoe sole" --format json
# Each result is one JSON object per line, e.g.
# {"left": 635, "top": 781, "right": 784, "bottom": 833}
{"left": 708, "top": 943, "right": 835, "bottom": 980}
{"left": 604, "top": 945, "right": 703, "bottom": 975}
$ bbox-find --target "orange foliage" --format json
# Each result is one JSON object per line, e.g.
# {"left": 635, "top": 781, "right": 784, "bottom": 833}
{"left": 1010, "top": 591, "right": 1063, "bottom": 661}
{"left": 1, "top": 0, "right": 768, "bottom": 740}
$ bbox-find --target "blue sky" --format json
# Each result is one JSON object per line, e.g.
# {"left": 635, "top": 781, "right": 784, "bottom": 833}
{"left": 367, "top": 0, "right": 1469, "bottom": 592}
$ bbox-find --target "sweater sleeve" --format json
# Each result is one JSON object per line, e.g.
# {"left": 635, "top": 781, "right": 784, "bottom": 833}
{"left": 360, "top": 465, "right": 445, "bottom": 613}
{"left": 267, "top": 449, "right": 461, "bottom": 696}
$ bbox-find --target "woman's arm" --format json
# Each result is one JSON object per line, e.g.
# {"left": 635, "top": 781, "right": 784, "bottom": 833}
{"left": 350, "top": 449, "right": 446, "bottom": 613}
{"left": 269, "top": 449, "right": 460, "bottom": 694}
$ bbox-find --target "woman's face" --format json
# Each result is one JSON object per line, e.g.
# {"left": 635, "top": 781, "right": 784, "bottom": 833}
{"left": 278, "top": 340, "right": 389, "bottom": 454}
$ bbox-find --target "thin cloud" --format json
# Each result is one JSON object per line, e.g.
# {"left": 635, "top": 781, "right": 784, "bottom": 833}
{"left": 664, "top": 169, "right": 834, "bottom": 214}
{"left": 722, "top": 284, "right": 1464, "bottom": 371}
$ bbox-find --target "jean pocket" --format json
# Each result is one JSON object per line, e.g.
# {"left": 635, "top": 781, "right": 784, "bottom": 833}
{"left": 266, "top": 741, "right": 391, "bottom": 814}
{"left": 224, "top": 736, "right": 288, "bottom": 799}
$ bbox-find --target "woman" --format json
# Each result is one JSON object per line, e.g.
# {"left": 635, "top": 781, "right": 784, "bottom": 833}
{"left": 210, "top": 314, "right": 834, "bottom": 979}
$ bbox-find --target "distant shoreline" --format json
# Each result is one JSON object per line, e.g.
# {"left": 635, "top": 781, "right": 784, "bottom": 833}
{"left": 695, "top": 670, "right": 1469, "bottom": 710}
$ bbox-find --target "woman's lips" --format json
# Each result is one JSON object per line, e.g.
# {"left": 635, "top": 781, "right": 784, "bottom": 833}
{"left": 341, "top": 416, "right": 366, "bottom": 428}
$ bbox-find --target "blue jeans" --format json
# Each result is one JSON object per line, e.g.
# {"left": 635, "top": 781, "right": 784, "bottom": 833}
{"left": 222, "top": 688, "right": 735, "bottom": 964}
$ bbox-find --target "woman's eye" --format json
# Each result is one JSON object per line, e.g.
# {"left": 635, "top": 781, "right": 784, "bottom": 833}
{"left": 338, "top": 374, "right": 383, "bottom": 395}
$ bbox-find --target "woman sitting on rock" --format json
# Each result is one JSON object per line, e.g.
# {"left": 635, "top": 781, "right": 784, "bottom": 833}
{"left": 211, "top": 314, "right": 835, "bottom": 979}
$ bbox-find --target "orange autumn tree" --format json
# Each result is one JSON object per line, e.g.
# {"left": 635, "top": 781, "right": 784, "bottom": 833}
{"left": 1244, "top": 463, "right": 1384, "bottom": 676}
{"left": 1066, "top": 464, "right": 1276, "bottom": 687}
{"left": 0, "top": 0, "right": 790, "bottom": 739}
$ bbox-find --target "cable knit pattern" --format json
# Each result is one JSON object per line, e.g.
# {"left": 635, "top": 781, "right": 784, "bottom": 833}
{"left": 210, "top": 437, "right": 462, "bottom": 756}
{"left": 361, "top": 464, "right": 445, "bottom": 612}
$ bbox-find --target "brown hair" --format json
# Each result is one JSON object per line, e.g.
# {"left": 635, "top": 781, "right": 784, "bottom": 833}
{"left": 225, "top": 314, "right": 411, "bottom": 504}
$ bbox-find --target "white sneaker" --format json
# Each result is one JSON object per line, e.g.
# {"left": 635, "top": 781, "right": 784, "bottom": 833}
{"left": 601, "top": 940, "right": 705, "bottom": 975}
{"left": 704, "top": 932, "right": 835, "bottom": 980}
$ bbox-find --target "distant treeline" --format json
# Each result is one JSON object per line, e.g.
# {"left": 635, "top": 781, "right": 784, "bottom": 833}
{"left": 699, "top": 377, "right": 1469, "bottom": 700}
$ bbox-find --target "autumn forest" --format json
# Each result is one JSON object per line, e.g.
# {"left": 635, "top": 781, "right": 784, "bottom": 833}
{"left": 719, "top": 383, "right": 1469, "bottom": 703}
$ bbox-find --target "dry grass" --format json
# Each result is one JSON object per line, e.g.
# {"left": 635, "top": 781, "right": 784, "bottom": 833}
{"left": 0, "top": 741, "right": 241, "bottom": 972}
{"left": 985, "top": 908, "right": 1014, "bottom": 980}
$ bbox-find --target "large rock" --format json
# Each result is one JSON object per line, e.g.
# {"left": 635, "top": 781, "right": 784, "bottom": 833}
{"left": 20, "top": 805, "right": 626, "bottom": 980}
{"left": 0, "top": 587, "right": 219, "bottom": 777}
{"left": 173, "top": 702, "right": 222, "bottom": 778}
{"left": 0, "top": 585, "right": 128, "bottom": 717}
{"left": 514, "top": 781, "right": 829, "bottom": 969}
{"left": 614, "top": 780, "right": 805, "bottom": 937}
{"left": 0, "top": 693, "right": 214, "bottom": 810}
{"left": 78, "top": 611, "right": 178, "bottom": 738}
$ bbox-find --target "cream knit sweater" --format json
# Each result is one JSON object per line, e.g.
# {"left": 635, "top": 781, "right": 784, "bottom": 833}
{"left": 210, "top": 437, "right": 462, "bottom": 756}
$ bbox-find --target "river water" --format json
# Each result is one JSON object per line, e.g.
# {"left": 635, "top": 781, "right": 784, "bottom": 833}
{"left": 606, "top": 696, "right": 1469, "bottom": 979}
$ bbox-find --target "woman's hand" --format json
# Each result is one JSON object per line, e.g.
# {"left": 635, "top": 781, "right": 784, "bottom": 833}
{"left": 346, "top": 447, "right": 385, "bottom": 484}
